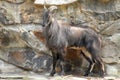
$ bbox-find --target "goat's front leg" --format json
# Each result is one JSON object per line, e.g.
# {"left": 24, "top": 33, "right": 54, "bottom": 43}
{"left": 59, "top": 49, "right": 66, "bottom": 76}
{"left": 50, "top": 52, "right": 58, "bottom": 76}
{"left": 84, "top": 61, "right": 95, "bottom": 76}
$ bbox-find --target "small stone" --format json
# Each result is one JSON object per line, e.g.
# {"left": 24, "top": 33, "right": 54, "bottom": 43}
{"left": 34, "top": 0, "right": 77, "bottom": 5}
{"left": 6, "top": 0, "right": 25, "bottom": 4}
{"left": 110, "top": 34, "right": 120, "bottom": 48}
{"left": 104, "top": 76, "right": 116, "bottom": 80}
{"left": 106, "top": 65, "right": 118, "bottom": 76}
{"left": 102, "top": 57, "right": 118, "bottom": 64}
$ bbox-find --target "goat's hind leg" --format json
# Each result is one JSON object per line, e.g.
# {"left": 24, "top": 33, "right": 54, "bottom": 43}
{"left": 100, "top": 62, "right": 105, "bottom": 77}
{"left": 81, "top": 50, "right": 95, "bottom": 76}
{"left": 97, "top": 59, "right": 105, "bottom": 77}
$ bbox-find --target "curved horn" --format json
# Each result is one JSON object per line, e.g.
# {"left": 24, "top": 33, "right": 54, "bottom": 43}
{"left": 48, "top": 6, "right": 58, "bottom": 12}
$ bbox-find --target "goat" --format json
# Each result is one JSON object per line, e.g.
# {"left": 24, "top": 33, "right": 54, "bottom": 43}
{"left": 42, "top": 6, "right": 105, "bottom": 77}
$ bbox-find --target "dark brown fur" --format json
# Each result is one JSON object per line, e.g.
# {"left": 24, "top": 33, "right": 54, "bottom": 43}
{"left": 42, "top": 6, "right": 105, "bottom": 77}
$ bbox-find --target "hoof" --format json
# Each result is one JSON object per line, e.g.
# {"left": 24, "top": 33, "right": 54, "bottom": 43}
{"left": 50, "top": 73, "right": 54, "bottom": 76}
{"left": 99, "top": 71, "right": 105, "bottom": 77}
{"left": 50, "top": 71, "right": 55, "bottom": 76}
{"left": 99, "top": 72, "right": 105, "bottom": 78}
{"left": 59, "top": 71, "right": 65, "bottom": 76}
{"left": 84, "top": 74, "right": 89, "bottom": 76}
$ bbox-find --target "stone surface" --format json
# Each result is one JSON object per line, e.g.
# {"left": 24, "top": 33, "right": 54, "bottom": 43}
{"left": 0, "top": 24, "right": 84, "bottom": 74}
{"left": 8, "top": 48, "right": 52, "bottom": 72}
{"left": 110, "top": 33, "right": 120, "bottom": 48}
{"left": 0, "top": 60, "right": 119, "bottom": 79}
{"left": 106, "top": 65, "right": 119, "bottom": 76}
{"left": 0, "top": 0, "right": 120, "bottom": 78}
{"left": 101, "top": 20, "right": 120, "bottom": 36}
{"left": 34, "top": 0, "right": 77, "bottom": 5}
{"left": 6, "top": 0, "right": 25, "bottom": 4}
{"left": 0, "top": 60, "right": 24, "bottom": 74}
{"left": 0, "top": 24, "right": 52, "bottom": 72}
{"left": 0, "top": 73, "right": 119, "bottom": 80}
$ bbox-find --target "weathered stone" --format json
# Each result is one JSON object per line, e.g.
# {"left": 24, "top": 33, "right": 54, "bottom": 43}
{"left": 102, "top": 57, "right": 118, "bottom": 64}
{"left": 101, "top": 20, "right": 120, "bottom": 36}
{"left": 101, "top": 38, "right": 120, "bottom": 76}
{"left": 0, "top": 59, "right": 24, "bottom": 74}
{"left": 33, "top": 31, "right": 45, "bottom": 43}
{"left": 110, "top": 33, "right": 120, "bottom": 48}
{"left": 0, "top": 24, "right": 85, "bottom": 74}
{"left": 19, "top": 0, "right": 43, "bottom": 24}
{"left": 34, "top": 0, "right": 77, "bottom": 5}
{"left": 0, "top": 24, "right": 52, "bottom": 72}
{"left": 101, "top": 39, "right": 120, "bottom": 58}
{"left": 21, "top": 30, "right": 48, "bottom": 53}
{"left": 0, "top": 0, "right": 120, "bottom": 77}
{"left": 80, "top": 0, "right": 116, "bottom": 12}
{"left": 0, "top": 8, "right": 9, "bottom": 24}
{"left": 8, "top": 48, "right": 52, "bottom": 72}
{"left": 0, "top": 1, "right": 20, "bottom": 24}
{"left": 0, "top": 28, "right": 26, "bottom": 48}
{"left": 6, "top": 0, "right": 25, "bottom": 4}
{"left": 0, "top": 29, "right": 10, "bottom": 47}
{"left": 106, "top": 65, "right": 119, "bottom": 76}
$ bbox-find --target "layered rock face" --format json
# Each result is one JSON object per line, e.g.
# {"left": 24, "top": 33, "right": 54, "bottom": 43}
{"left": 0, "top": 0, "right": 120, "bottom": 77}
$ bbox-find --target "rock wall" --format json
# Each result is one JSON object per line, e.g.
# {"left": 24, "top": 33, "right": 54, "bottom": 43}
{"left": 0, "top": 0, "right": 120, "bottom": 77}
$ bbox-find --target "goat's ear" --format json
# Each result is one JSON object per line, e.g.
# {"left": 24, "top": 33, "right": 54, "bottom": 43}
{"left": 43, "top": 0, "right": 48, "bottom": 11}
{"left": 44, "top": 5, "right": 48, "bottom": 11}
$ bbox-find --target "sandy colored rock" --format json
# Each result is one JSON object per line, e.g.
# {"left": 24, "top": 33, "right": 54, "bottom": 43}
{"left": 0, "top": 0, "right": 120, "bottom": 77}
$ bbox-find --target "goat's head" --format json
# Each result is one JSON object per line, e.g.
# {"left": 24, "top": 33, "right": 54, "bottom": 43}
{"left": 42, "top": 6, "right": 58, "bottom": 27}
